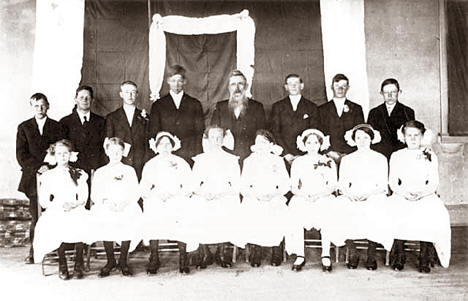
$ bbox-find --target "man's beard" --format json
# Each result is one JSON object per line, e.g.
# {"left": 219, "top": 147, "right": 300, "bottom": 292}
{"left": 228, "top": 92, "right": 248, "bottom": 116}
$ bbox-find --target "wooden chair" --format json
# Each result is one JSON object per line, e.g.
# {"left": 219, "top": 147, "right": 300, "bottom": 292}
{"left": 345, "top": 239, "right": 389, "bottom": 265}
{"left": 283, "top": 229, "right": 340, "bottom": 263}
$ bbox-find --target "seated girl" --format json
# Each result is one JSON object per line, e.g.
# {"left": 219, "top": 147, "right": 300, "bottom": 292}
{"left": 285, "top": 129, "right": 338, "bottom": 272}
{"left": 388, "top": 120, "right": 451, "bottom": 273}
{"left": 239, "top": 130, "right": 290, "bottom": 267}
{"left": 191, "top": 125, "right": 241, "bottom": 269}
{"left": 140, "top": 131, "right": 198, "bottom": 274}
{"left": 33, "top": 139, "right": 90, "bottom": 280}
{"left": 90, "top": 137, "right": 142, "bottom": 277}
{"left": 336, "top": 124, "right": 393, "bottom": 270}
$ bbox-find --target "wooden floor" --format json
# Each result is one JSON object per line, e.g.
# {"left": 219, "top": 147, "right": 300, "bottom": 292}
{"left": 0, "top": 227, "right": 467, "bottom": 301}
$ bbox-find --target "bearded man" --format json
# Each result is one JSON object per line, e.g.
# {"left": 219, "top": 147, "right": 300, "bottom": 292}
{"left": 211, "top": 70, "right": 266, "bottom": 161}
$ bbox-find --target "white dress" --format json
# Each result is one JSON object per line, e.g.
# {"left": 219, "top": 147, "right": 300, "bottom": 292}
{"left": 33, "top": 167, "right": 92, "bottom": 262}
{"left": 335, "top": 149, "right": 394, "bottom": 250}
{"left": 90, "top": 162, "right": 142, "bottom": 251}
{"left": 388, "top": 148, "right": 451, "bottom": 268}
{"left": 140, "top": 154, "right": 198, "bottom": 252}
{"left": 237, "top": 152, "right": 290, "bottom": 248}
{"left": 191, "top": 149, "right": 241, "bottom": 244}
{"left": 285, "top": 154, "right": 340, "bottom": 255}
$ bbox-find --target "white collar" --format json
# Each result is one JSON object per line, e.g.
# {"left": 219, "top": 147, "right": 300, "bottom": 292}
{"left": 385, "top": 102, "right": 397, "bottom": 115}
{"left": 289, "top": 95, "right": 301, "bottom": 111}
{"left": 170, "top": 90, "right": 184, "bottom": 109}
{"left": 332, "top": 98, "right": 346, "bottom": 117}
{"left": 35, "top": 116, "right": 47, "bottom": 135}
{"left": 77, "top": 110, "right": 90, "bottom": 124}
{"left": 122, "top": 104, "right": 135, "bottom": 126}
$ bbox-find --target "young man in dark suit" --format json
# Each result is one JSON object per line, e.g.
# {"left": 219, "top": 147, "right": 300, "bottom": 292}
{"left": 270, "top": 74, "right": 320, "bottom": 165}
{"left": 16, "top": 93, "right": 65, "bottom": 263}
{"left": 368, "top": 78, "right": 416, "bottom": 268}
{"left": 318, "top": 73, "right": 364, "bottom": 162}
{"left": 147, "top": 65, "right": 204, "bottom": 165}
{"left": 60, "top": 86, "right": 106, "bottom": 208}
{"left": 368, "top": 78, "right": 415, "bottom": 159}
{"left": 211, "top": 70, "right": 266, "bottom": 162}
{"left": 105, "top": 81, "right": 147, "bottom": 180}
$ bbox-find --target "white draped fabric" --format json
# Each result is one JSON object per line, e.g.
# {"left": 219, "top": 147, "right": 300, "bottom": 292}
{"left": 320, "top": 0, "right": 370, "bottom": 117}
{"left": 149, "top": 10, "right": 256, "bottom": 100}
{"left": 32, "top": 0, "right": 84, "bottom": 120}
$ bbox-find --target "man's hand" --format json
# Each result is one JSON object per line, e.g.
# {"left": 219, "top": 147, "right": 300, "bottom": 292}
{"left": 284, "top": 154, "right": 296, "bottom": 164}
{"left": 37, "top": 165, "right": 49, "bottom": 175}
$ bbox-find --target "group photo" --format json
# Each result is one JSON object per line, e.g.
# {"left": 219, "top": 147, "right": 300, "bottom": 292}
{"left": 1, "top": 0, "right": 467, "bottom": 300}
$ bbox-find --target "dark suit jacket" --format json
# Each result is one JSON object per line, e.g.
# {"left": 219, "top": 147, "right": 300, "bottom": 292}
{"left": 147, "top": 93, "right": 204, "bottom": 163}
{"left": 211, "top": 99, "right": 266, "bottom": 161}
{"left": 105, "top": 107, "right": 147, "bottom": 179}
{"left": 368, "top": 101, "right": 415, "bottom": 159}
{"left": 60, "top": 109, "right": 106, "bottom": 173}
{"left": 16, "top": 117, "right": 65, "bottom": 197}
{"left": 318, "top": 99, "right": 364, "bottom": 154}
{"left": 270, "top": 96, "right": 320, "bottom": 156}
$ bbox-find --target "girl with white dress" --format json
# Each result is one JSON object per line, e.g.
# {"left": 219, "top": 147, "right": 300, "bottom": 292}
{"left": 388, "top": 120, "right": 451, "bottom": 273}
{"left": 140, "top": 131, "right": 197, "bottom": 274}
{"left": 91, "top": 137, "right": 142, "bottom": 277}
{"left": 33, "top": 139, "right": 90, "bottom": 280}
{"left": 285, "top": 129, "right": 338, "bottom": 272}
{"left": 191, "top": 125, "right": 241, "bottom": 268}
{"left": 239, "top": 130, "right": 290, "bottom": 267}
{"left": 337, "top": 124, "right": 393, "bottom": 270}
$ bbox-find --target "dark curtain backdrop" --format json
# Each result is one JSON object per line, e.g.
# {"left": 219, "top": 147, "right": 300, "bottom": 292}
{"left": 447, "top": 1, "right": 468, "bottom": 136}
{"left": 81, "top": 0, "right": 326, "bottom": 120}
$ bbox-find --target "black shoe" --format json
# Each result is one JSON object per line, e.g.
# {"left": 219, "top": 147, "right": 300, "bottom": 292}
{"left": 146, "top": 261, "right": 160, "bottom": 275}
{"left": 391, "top": 254, "right": 405, "bottom": 271}
{"left": 98, "top": 262, "right": 116, "bottom": 278}
{"left": 220, "top": 258, "right": 233, "bottom": 268}
{"left": 321, "top": 256, "right": 332, "bottom": 272}
{"left": 120, "top": 264, "right": 133, "bottom": 276}
{"left": 24, "top": 254, "right": 34, "bottom": 264}
{"left": 366, "top": 258, "right": 377, "bottom": 271}
{"left": 271, "top": 258, "right": 282, "bottom": 266}
{"left": 249, "top": 247, "right": 261, "bottom": 268}
{"left": 292, "top": 256, "right": 306, "bottom": 272}
{"left": 179, "top": 266, "right": 190, "bottom": 274}
{"left": 59, "top": 265, "right": 70, "bottom": 280}
{"left": 346, "top": 254, "right": 359, "bottom": 269}
{"left": 419, "top": 265, "right": 431, "bottom": 273}
{"left": 271, "top": 246, "right": 282, "bottom": 266}
{"left": 73, "top": 263, "right": 85, "bottom": 279}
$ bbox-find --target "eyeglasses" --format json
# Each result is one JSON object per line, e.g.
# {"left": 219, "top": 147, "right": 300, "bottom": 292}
{"left": 382, "top": 91, "right": 399, "bottom": 96}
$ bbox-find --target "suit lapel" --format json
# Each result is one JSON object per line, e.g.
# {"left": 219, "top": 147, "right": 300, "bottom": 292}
{"left": 379, "top": 104, "right": 393, "bottom": 136}
{"left": 118, "top": 107, "right": 132, "bottom": 131}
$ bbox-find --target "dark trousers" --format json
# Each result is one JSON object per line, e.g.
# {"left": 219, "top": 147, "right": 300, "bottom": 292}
{"left": 26, "top": 192, "right": 39, "bottom": 257}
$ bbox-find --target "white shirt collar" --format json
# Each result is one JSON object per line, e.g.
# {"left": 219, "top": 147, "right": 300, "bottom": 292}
{"left": 289, "top": 95, "right": 302, "bottom": 111}
{"left": 385, "top": 102, "right": 397, "bottom": 116}
{"left": 35, "top": 116, "right": 47, "bottom": 135}
{"left": 123, "top": 104, "right": 135, "bottom": 126}
{"left": 332, "top": 97, "right": 346, "bottom": 117}
{"left": 169, "top": 90, "right": 184, "bottom": 110}
{"left": 77, "top": 110, "right": 90, "bottom": 124}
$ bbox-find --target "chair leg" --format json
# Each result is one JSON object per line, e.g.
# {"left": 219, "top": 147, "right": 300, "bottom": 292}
{"left": 85, "top": 244, "right": 92, "bottom": 272}
{"left": 335, "top": 246, "right": 340, "bottom": 263}
{"left": 232, "top": 246, "right": 237, "bottom": 264}
{"left": 345, "top": 246, "right": 349, "bottom": 264}
{"left": 245, "top": 244, "right": 250, "bottom": 263}
{"left": 385, "top": 251, "right": 390, "bottom": 266}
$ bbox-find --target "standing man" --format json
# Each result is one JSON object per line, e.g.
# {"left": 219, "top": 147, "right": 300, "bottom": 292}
{"left": 105, "top": 81, "right": 147, "bottom": 180}
{"left": 211, "top": 70, "right": 266, "bottom": 162}
{"left": 270, "top": 74, "right": 320, "bottom": 165}
{"left": 368, "top": 78, "right": 415, "bottom": 159}
{"left": 318, "top": 73, "right": 364, "bottom": 162}
{"left": 60, "top": 85, "right": 106, "bottom": 208}
{"left": 147, "top": 65, "right": 204, "bottom": 165}
{"left": 16, "top": 93, "right": 65, "bottom": 263}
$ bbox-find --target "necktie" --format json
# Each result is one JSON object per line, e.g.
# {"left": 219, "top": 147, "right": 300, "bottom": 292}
{"left": 83, "top": 116, "right": 88, "bottom": 126}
